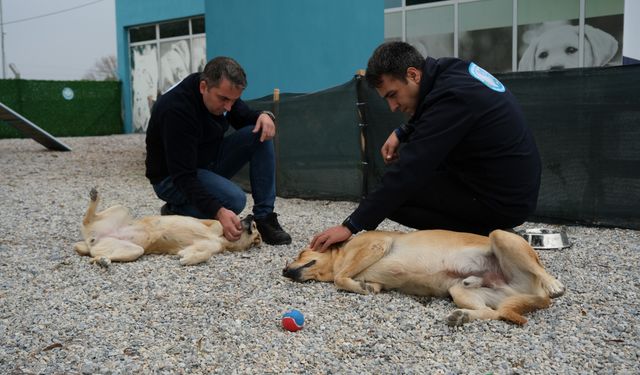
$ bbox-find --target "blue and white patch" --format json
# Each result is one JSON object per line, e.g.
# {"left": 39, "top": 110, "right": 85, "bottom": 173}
{"left": 468, "top": 62, "right": 505, "bottom": 92}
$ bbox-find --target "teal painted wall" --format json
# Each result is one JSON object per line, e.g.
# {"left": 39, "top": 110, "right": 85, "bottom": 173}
{"left": 115, "top": 1, "right": 205, "bottom": 132}
{"left": 204, "top": 0, "right": 384, "bottom": 99}
{"left": 115, "top": 0, "right": 383, "bottom": 132}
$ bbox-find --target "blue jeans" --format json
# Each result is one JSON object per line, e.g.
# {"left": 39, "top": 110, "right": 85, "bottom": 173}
{"left": 152, "top": 126, "right": 276, "bottom": 219}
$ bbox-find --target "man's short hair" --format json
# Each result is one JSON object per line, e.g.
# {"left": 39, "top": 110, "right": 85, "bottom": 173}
{"left": 201, "top": 56, "right": 247, "bottom": 89}
{"left": 365, "top": 41, "right": 424, "bottom": 88}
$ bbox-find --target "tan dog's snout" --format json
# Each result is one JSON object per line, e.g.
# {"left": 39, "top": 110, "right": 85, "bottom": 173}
{"left": 282, "top": 259, "right": 316, "bottom": 281}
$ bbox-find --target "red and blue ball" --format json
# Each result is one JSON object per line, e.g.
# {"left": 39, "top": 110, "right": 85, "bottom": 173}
{"left": 281, "top": 309, "right": 304, "bottom": 332}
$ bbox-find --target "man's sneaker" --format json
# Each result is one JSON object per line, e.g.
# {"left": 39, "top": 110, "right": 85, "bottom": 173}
{"left": 160, "top": 203, "right": 175, "bottom": 216}
{"left": 255, "top": 212, "right": 292, "bottom": 245}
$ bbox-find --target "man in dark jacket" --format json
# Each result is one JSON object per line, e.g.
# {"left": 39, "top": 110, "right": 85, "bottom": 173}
{"left": 311, "top": 41, "right": 541, "bottom": 251}
{"left": 145, "top": 56, "right": 291, "bottom": 245}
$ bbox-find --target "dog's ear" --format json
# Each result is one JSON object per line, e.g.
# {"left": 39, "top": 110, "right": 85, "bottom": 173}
{"left": 518, "top": 39, "right": 539, "bottom": 71}
{"left": 584, "top": 24, "right": 618, "bottom": 66}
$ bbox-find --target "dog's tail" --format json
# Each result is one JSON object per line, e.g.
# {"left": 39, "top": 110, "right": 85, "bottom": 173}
{"left": 497, "top": 294, "right": 551, "bottom": 325}
{"left": 82, "top": 188, "right": 100, "bottom": 226}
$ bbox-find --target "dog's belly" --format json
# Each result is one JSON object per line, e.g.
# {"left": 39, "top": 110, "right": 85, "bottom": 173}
{"left": 356, "top": 239, "right": 503, "bottom": 296}
{"left": 98, "top": 225, "right": 149, "bottom": 247}
{"left": 141, "top": 216, "right": 220, "bottom": 254}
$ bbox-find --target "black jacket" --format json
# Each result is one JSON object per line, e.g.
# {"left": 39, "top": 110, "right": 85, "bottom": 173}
{"left": 145, "top": 73, "right": 260, "bottom": 217}
{"left": 350, "top": 57, "right": 541, "bottom": 230}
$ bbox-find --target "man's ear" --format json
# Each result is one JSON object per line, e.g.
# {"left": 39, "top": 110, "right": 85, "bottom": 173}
{"left": 199, "top": 80, "right": 208, "bottom": 94}
{"left": 406, "top": 67, "right": 422, "bottom": 84}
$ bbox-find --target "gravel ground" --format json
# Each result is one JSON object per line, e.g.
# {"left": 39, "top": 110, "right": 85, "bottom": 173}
{"left": 1, "top": 134, "right": 638, "bottom": 374}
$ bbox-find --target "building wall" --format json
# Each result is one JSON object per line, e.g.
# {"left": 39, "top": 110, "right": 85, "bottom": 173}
{"left": 115, "top": 0, "right": 383, "bottom": 133}
{"left": 204, "top": 0, "right": 383, "bottom": 99}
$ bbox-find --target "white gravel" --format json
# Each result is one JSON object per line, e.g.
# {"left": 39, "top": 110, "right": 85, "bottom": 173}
{"left": 1, "top": 134, "right": 638, "bottom": 374}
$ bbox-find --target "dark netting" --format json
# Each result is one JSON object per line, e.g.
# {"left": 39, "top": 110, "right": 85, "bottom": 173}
{"left": 243, "top": 79, "right": 362, "bottom": 200}
{"left": 0, "top": 79, "right": 122, "bottom": 138}
{"left": 499, "top": 65, "right": 640, "bottom": 229}
{"left": 243, "top": 64, "right": 639, "bottom": 229}
{"left": 356, "top": 75, "right": 407, "bottom": 199}
{"left": 274, "top": 79, "right": 362, "bottom": 199}
{"left": 362, "top": 65, "right": 640, "bottom": 229}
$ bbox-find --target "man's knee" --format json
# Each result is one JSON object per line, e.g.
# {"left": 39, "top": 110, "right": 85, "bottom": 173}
{"left": 226, "top": 187, "right": 247, "bottom": 214}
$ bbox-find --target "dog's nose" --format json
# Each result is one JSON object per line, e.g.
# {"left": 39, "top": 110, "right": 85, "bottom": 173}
{"left": 282, "top": 266, "right": 299, "bottom": 280}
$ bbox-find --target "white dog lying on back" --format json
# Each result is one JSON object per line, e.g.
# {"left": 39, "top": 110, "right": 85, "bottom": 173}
{"left": 74, "top": 189, "right": 261, "bottom": 266}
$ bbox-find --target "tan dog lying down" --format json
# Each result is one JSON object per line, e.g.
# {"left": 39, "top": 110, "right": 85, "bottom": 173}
{"left": 74, "top": 189, "right": 261, "bottom": 265}
{"left": 283, "top": 229, "right": 565, "bottom": 326}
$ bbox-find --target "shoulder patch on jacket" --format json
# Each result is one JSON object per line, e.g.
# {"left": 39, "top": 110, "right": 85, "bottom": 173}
{"left": 468, "top": 62, "right": 505, "bottom": 93}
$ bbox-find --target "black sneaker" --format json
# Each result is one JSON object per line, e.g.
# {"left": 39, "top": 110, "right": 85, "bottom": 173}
{"left": 255, "top": 212, "right": 292, "bottom": 245}
{"left": 160, "top": 203, "right": 175, "bottom": 216}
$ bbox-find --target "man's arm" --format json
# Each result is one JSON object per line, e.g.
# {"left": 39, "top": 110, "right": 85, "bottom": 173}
{"left": 350, "top": 94, "right": 474, "bottom": 231}
{"left": 226, "top": 99, "right": 261, "bottom": 128}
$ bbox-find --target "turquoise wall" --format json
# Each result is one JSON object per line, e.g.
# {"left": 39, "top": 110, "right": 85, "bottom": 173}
{"left": 115, "top": 0, "right": 383, "bottom": 132}
{"left": 115, "top": 0, "right": 205, "bottom": 133}
{"left": 204, "top": 0, "right": 384, "bottom": 99}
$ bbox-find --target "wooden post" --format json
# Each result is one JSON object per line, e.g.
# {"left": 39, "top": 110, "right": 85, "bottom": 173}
{"left": 272, "top": 88, "right": 281, "bottom": 194}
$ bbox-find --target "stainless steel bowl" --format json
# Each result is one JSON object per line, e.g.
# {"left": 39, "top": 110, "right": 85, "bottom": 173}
{"left": 520, "top": 228, "right": 571, "bottom": 250}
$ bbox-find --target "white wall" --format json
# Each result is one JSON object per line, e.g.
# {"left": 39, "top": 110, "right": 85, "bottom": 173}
{"left": 623, "top": 0, "right": 640, "bottom": 59}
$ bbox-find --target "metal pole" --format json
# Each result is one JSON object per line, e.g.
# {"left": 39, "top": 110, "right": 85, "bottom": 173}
{"left": 0, "top": 0, "right": 5, "bottom": 79}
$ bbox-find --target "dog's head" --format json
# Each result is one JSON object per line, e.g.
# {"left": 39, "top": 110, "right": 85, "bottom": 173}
{"left": 519, "top": 24, "right": 618, "bottom": 71}
{"left": 226, "top": 215, "right": 261, "bottom": 251}
{"left": 533, "top": 25, "right": 581, "bottom": 70}
{"left": 282, "top": 247, "right": 335, "bottom": 282}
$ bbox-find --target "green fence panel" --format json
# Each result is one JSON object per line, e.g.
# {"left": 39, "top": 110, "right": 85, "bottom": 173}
{"left": 0, "top": 79, "right": 123, "bottom": 138}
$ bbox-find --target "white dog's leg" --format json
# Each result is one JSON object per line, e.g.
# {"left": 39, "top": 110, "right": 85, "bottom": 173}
{"left": 178, "top": 240, "right": 222, "bottom": 266}
{"left": 334, "top": 236, "right": 393, "bottom": 294}
{"left": 489, "top": 230, "right": 565, "bottom": 298}
{"left": 89, "top": 238, "right": 144, "bottom": 263}
{"left": 447, "top": 283, "right": 501, "bottom": 326}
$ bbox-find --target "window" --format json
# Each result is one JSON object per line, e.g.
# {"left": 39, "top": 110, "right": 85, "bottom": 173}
{"left": 384, "top": 11, "right": 403, "bottom": 41}
{"left": 517, "top": 0, "right": 580, "bottom": 71}
{"left": 406, "top": 5, "right": 454, "bottom": 58}
{"left": 128, "top": 16, "right": 206, "bottom": 132}
{"left": 584, "top": 0, "right": 624, "bottom": 67}
{"left": 459, "top": 0, "right": 512, "bottom": 72}
{"left": 384, "top": 0, "right": 624, "bottom": 73}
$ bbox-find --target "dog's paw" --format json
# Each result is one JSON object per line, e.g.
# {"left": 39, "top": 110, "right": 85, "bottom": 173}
{"left": 446, "top": 309, "right": 470, "bottom": 326}
{"left": 93, "top": 257, "right": 111, "bottom": 268}
{"left": 90, "top": 188, "right": 98, "bottom": 201}
{"left": 544, "top": 277, "right": 566, "bottom": 298}
{"left": 357, "top": 281, "right": 381, "bottom": 294}
{"left": 355, "top": 281, "right": 370, "bottom": 294}
{"left": 178, "top": 250, "right": 207, "bottom": 266}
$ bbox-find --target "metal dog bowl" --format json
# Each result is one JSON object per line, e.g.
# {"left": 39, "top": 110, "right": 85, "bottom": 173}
{"left": 520, "top": 228, "right": 571, "bottom": 250}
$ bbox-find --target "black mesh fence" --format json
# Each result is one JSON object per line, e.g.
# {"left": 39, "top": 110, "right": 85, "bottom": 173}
{"left": 245, "top": 64, "right": 639, "bottom": 230}
{"left": 500, "top": 65, "right": 640, "bottom": 229}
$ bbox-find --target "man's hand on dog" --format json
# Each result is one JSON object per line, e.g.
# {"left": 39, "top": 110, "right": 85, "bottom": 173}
{"left": 216, "top": 207, "right": 243, "bottom": 241}
{"left": 310, "top": 225, "right": 352, "bottom": 252}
